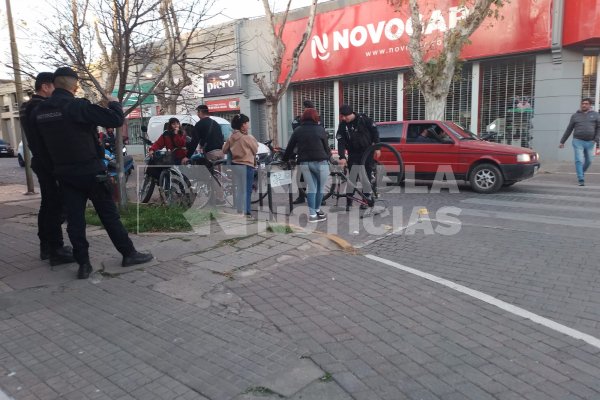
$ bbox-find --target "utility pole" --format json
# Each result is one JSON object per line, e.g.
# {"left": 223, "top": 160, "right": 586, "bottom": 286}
{"left": 5, "top": 0, "right": 35, "bottom": 194}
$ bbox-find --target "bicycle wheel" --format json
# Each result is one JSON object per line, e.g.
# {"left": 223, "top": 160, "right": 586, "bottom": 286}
{"left": 215, "top": 166, "right": 235, "bottom": 207}
{"left": 139, "top": 173, "right": 155, "bottom": 203}
{"left": 159, "top": 169, "right": 186, "bottom": 207}
{"left": 321, "top": 168, "right": 340, "bottom": 201}
{"left": 360, "top": 143, "right": 403, "bottom": 196}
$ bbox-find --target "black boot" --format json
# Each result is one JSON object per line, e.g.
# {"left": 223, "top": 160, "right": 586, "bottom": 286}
{"left": 292, "top": 195, "right": 306, "bottom": 205}
{"left": 122, "top": 251, "right": 154, "bottom": 267}
{"left": 77, "top": 263, "right": 93, "bottom": 279}
{"left": 49, "top": 246, "right": 75, "bottom": 267}
{"left": 40, "top": 244, "right": 50, "bottom": 261}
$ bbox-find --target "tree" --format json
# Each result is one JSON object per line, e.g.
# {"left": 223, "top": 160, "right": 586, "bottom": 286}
{"left": 253, "top": 0, "right": 319, "bottom": 147}
{"left": 388, "top": 0, "right": 506, "bottom": 120}
{"left": 36, "top": 0, "right": 222, "bottom": 206}
{"left": 41, "top": 0, "right": 219, "bottom": 110}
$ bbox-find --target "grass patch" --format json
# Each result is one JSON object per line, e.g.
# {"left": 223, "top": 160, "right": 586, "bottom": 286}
{"left": 319, "top": 372, "right": 333, "bottom": 382}
{"left": 85, "top": 204, "right": 216, "bottom": 233}
{"left": 266, "top": 224, "right": 293, "bottom": 234}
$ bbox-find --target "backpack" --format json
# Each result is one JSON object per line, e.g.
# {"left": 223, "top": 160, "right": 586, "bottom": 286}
{"left": 349, "top": 114, "right": 373, "bottom": 150}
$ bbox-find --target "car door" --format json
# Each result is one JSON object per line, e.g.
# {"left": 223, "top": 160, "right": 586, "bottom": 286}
{"left": 375, "top": 122, "right": 403, "bottom": 174}
{"left": 401, "top": 123, "right": 459, "bottom": 178}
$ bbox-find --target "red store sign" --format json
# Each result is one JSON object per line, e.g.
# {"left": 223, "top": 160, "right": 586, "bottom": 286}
{"left": 563, "top": 1, "right": 600, "bottom": 46}
{"left": 281, "top": 0, "right": 552, "bottom": 82}
{"left": 205, "top": 98, "right": 240, "bottom": 112}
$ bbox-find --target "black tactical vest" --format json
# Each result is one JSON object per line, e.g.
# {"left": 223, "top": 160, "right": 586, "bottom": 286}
{"left": 34, "top": 96, "right": 104, "bottom": 176}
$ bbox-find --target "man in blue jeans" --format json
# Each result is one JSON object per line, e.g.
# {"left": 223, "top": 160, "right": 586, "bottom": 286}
{"left": 559, "top": 98, "right": 600, "bottom": 186}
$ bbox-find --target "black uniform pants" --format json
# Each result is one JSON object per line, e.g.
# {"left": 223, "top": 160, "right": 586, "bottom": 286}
{"left": 34, "top": 168, "right": 65, "bottom": 252}
{"left": 346, "top": 152, "right": 374, "bottom": 205}
{"left": 58, "top": 174, "right": 135, "bottom": 265}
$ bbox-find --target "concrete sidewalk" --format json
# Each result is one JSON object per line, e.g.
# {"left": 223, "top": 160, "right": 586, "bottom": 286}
{"left": 0, "top": 193, "right": 353, "bottom": 400}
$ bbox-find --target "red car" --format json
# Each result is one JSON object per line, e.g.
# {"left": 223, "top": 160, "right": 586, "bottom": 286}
{"left": 377, "top": 120, "right": 540, "bottom": 193}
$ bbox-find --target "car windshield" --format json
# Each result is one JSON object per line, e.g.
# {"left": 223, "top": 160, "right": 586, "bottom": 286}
{"left": 443, "top": 122, "right": 478, "bottom": 140}
{"left": 0, "top": 139, "right": 7, "bottom": 145}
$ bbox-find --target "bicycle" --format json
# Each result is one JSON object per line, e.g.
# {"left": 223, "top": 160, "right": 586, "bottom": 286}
{"left": 253, "top": 139, "right": 286, "bottom": 204}
{"left": 138, "top": 150, "right": 195, "bottom": 207}
{"left": 290, "top": 143, "right": 403, "bottom": 204}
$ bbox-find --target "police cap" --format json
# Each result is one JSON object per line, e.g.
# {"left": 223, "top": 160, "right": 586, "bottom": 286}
{"left": 53, "top": 67, "right": 78, "bottom": 81}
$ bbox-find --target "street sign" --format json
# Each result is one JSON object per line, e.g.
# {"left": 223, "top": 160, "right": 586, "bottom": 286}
{"left": 112, "top": 82, "right": 155, "bottom": 106}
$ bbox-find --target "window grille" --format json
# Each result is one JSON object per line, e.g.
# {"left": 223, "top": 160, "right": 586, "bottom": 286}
{"left": 479, "top": 57, "right": 536, "bottom": 148}
{"left": 404, "top": 65, "right": 472, "bottom": 127}
{"left": 341, "top": 72, "right": 398, "bottom": 122}
{"left": 290, "top": 81, "right": 335, "bottom": 147}
{"left": 252, "top": 100, "right": 268, "bottom": 142}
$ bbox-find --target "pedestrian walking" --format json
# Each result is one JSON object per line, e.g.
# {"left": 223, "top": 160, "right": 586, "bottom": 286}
{"left": 283, "top": 108, "right": 331, "bottom": 223}
{"left": 19, "top": 72, "right": 74, "bottom": 266}
{"left": 32, "top": 67, "right": 153, "bottom": 279}
{"left": 336, "top": 104, "right": 380, "bottom": 210}
{"left": 559, "top": 98, "right": 600, "bottom": 186}
{"left": 222, "top": 114, "right": 258, "bottom": 218}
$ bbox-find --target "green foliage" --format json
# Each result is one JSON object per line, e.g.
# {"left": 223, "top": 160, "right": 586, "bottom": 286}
{"left": 266, "top": 224, "right": 293, "bottom": 234}
{"left": 85, "top": 204, "right": 216, "bottom": 233}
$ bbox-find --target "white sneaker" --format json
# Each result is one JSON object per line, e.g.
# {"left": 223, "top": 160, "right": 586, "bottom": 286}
{"left": 309, "top": 214, "right": 326, "bottom": 223}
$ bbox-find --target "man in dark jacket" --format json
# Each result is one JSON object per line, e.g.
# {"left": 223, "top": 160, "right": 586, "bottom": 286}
{"left": 32, "top": 67, "right": 153, "bottom": 279}
{"left": 336, "top": 104, "right": 380, "bottom": 209}
{"left": 185, "top": 104, "right": 224, "bottom": 162}
{"left": 559, "top": 98, "right": 600, "bottom": 186}
{"left": 19, "top": 72, "right": 74, "bottom": 266}
{"left": 185, "top": 104, "right": 225, "bottom": 204}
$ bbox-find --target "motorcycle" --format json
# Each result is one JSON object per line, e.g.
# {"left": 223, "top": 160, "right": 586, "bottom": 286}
{"left": 103, "top": 145, "right": 135, "bottom": 182}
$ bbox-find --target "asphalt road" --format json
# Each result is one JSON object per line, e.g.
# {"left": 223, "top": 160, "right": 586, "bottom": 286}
{"left": 0, "top": 156, "right": 26, "bottom": 186}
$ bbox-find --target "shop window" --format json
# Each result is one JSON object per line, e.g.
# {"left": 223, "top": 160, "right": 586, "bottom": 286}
{"left": 582, "top": 55, "right": 598, "bottom": 108}
{"left": 404, "top": 65, "right": 472, "bottom": 127}
{"left": 479, "top": 57, "right": 535, "bottom": 148}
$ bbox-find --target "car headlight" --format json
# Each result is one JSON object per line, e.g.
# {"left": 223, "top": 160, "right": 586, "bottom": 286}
{"left": 489, "top": 123, "right": 496, "bottom": 130}
{"left": 516, "top": 154, "right": 531, "bottom": 162}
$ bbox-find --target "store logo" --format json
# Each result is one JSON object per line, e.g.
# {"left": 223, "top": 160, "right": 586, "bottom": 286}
{"left": 204, "top": 70, "right": 241, "bottom": 98}
{"left": 310, "top": 6, "right": 468, "bottom": 60}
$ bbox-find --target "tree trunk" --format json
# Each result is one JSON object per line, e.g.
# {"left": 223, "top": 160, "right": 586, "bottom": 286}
{"left": 265, "top": 100, "right": 278, "bottom": 148}
{"left": 421, "top": 67, "right": 455, "bottom": 120}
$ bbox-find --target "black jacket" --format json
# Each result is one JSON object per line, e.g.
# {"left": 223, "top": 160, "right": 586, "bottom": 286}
{"left": 19, "top": 94, "right": 52, "bottom": 172}
{"left": 283, "top": 121, "right": 331, "bottom": 163}
{"left": 188, "top": 117, "right": 224, "bottom": 157}
{"left": 32, "top": 88, "right": 124, "bottom": 176}
{"left": 336, "top": 113, "right": 379, "bottom": 159}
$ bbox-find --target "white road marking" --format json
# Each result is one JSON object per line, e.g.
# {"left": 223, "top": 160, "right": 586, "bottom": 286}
{"left": 365, "top": 254, "right": 600, "bottom": 350}
{"left": 0, "top": 390, "right": 15, "bottom": 400}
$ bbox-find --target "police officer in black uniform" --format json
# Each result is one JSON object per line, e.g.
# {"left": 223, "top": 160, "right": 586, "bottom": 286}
{"left": 336, "top": 104, "right": 380, "bottom": 210}
{"left": 20, "top": 72, "right": 74, "bottom": 266}
{"left": 32, "top": 67, "right": 153, "bottom": 279}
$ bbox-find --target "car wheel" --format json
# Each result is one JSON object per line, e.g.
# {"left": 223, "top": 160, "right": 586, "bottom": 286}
{"left": 17, "top": 154, "right": 25, "bottom": 167}
{"left": 469, "top": 163, "right": 503, "bottom": 194}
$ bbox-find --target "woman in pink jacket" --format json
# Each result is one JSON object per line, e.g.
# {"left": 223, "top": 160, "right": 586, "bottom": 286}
{"left": 222, "top": 114, "right": 258, "bottom": 217}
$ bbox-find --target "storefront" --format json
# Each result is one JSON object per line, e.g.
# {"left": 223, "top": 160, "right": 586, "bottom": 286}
{"left": 203, "top": 70, "right": 242, "bottom": 123}
{"left": 273, "top": 0, "right": 600, "bottom": 161}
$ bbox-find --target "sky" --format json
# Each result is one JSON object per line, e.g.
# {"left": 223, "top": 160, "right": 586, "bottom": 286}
{"left": 0, "top": 0, "right": 325, "bottom": 79}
